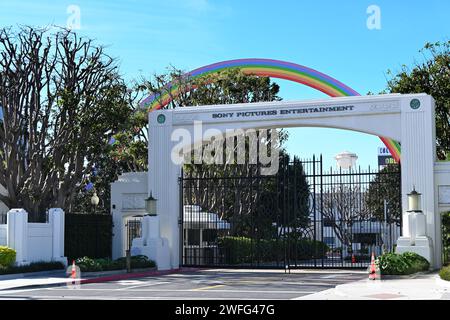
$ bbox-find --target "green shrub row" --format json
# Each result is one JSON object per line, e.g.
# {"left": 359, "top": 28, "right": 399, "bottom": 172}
{"left": 0, "top": 246, "right": 16, "bottom": 267}
{"left": 0, "top": 261, "right": 65, "bottom": 275}
{"left": 217, "top": 236, "right": 329, "bottom": 264}
{"left": 439, "top": 265, "right": 450, "bottom": 281}
{"left": 377, "top": 252, "right": 430, "bottom": 275}
{"left": 75, "top": 255, "right": 156, "bottom": 272}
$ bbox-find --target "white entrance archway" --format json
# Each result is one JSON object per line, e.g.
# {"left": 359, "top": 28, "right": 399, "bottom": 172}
{"left": 148, "top": 93, "right": 441, "bottom": 270}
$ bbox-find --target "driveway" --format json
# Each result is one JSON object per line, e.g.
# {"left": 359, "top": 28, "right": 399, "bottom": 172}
{"left": 0, "top": 268, "right": 366, "bottom": 300}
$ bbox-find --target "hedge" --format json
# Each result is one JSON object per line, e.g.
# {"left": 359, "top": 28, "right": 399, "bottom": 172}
{"left": 377, "top": 252, "right": 430, "bottom": 275}
{"left": 439, "top": 265, "right": 450, "bottom": 281}
{"left": 217, "top": 236, "right": 329, "bottom": 265}
{"left": 75, "top": 255, "right": 155, "bottom": 272}
{"left": 0, "top": 246, "right": 16, "bottom": 267}
{"left": 0, "top": 261, "right": 64, "bottom": 275}
{"left": 65, "top": 214, "right": 112, "bottom": 260}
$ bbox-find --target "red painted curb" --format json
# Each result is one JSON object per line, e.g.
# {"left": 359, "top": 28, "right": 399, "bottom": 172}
{"left": 80, "top": 268, "right": 200, "bottom": 285}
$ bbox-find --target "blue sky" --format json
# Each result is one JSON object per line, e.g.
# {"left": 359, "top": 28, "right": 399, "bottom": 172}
{"left": 0, "top": 0, "right": 448, "bottom": 169}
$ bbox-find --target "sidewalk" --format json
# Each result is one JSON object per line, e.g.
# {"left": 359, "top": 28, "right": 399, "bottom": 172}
{"left": 297, "top": 272, "right": 450, "bottom": 300}
{"left": 0, "top": 270, "right": 68, "bottom": 291}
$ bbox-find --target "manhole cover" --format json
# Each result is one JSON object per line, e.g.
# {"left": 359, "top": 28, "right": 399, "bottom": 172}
{"left": 365, "top": 293, "right": 406, "bottom": 300}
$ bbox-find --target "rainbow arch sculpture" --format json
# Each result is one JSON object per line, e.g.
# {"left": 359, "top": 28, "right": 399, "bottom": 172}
{"left": 140, "top": 58, "right": 401, "bottom": 162}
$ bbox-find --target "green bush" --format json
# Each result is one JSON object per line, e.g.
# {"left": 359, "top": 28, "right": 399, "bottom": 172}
{"left": 0, "top": 246, "right": 16, "bottom": 267}
{"left": 401, "top": 252, "right": 430, "bottom": 273}
{"left": 217, "top": 236, "right": 329, "bottom": 265}
{"left": 218, "top": 236, "right": 253, "bottom": 264}
{"left": 439, "top": 265, "right": 450, "bottom": 281}
{"left": 75, "top": 256, "right": 103, "bottom": 272}
{"left": 377, "top": 252, "right": 429, "bottom": 275}
{"left": 0, "top": 261, "right": 64, "bottom": 275}
{"left": 115, "top": 255, "right": 156, "bottom": 269}
{"left": 377, "top": 252, "right": 410, "bottom": 275}
{"left": 442, "top": 211, "right": 450, "bottom": 264}
{"left": 74, "top": 255, "right": 155, "bottom": 272}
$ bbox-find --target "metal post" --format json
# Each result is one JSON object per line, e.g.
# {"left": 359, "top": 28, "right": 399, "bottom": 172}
{"left": 126, "top": 221, "right": 131, "bottom": 273}
{"left": 126, "top": 249, "right": 131, "bottom": 273}
{"left": 383, "top": 199, "right": 388, "bottom": 253}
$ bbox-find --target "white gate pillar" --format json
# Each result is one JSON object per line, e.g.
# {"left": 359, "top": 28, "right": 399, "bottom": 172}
{"left": 6, "top": 209, "right": 29, "bottom": 265}
{"left": 149, "top": 112, "right": 180, "bottom": 270}
{"left": 397, "top": 95, "right": 439, "bottom": 268}
{"left": 49, "top": 208, "right": 67, "bottom": 266}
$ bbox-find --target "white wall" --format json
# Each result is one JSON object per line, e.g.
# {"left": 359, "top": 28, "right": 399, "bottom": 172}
{"left": 4, "top": 208, "right": 67, "bottom": 266}
{"left": 27, "top": 224, "right": 53, "bottom": 262}
{"left": 111, "top": 172, "right": 148, "bottom": 260}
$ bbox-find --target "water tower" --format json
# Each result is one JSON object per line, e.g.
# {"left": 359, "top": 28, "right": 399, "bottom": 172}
{"left": 334, "top": 151, "right": 358, "bottom": 170}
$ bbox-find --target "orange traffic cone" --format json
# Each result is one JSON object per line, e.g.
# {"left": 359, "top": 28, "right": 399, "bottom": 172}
{"left": 71, "top": 260, "right": 77, "bottom": 279}
{"left": 369, "top": 252, "right": 377, "bottom": 280}
{"left": 351, "top": 254, "right": 356, "bottom": 264}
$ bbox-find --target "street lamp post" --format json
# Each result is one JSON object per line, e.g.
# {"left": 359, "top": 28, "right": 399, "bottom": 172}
{"left": 91, "top": 191, "right": 100, "bottom": 214}
{"left": 407, "top": 186, "right": 424, "bottom": 246}
{"left": 145, "top": 192, "right": 158, "bottom": 216}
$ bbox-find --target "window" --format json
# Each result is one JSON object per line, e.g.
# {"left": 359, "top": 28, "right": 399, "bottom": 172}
{"left": 353, "top": 233, "right": 377, "bottom": 244}
{"left": 324, "top": 237, "right": 335, "bottom": 246}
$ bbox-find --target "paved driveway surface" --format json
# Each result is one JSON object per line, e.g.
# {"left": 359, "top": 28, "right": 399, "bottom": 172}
{"left": 0, "top": 269, "right": 366, "bottom": 300}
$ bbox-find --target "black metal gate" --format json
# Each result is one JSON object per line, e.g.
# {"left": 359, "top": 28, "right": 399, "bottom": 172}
{"left": 180, "top": 155, "right": 401, "bottom": 269}
{"left": 125, "top": 216, "right": 142, "bottom": 251}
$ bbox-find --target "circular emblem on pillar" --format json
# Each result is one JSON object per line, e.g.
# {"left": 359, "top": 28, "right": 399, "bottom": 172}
{"left": 410, "top": 99, "right": 421, "bottom": 110}
{"left": 157, "top": 114, "right": 166, "bottom": 124}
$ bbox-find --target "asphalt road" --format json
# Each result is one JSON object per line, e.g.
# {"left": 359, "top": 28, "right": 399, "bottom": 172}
{"left": 0, "top": 269, "right": 366, "bottom": 300}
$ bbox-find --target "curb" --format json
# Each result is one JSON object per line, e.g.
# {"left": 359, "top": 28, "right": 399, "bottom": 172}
{"left": 81, "top": 267, "right": 157, "bottom": 278}
{"left": 379, "top": 271, "right": 433, "bottom": 280}
{"left": 0, "top": 269, "right": 66, "bottom": 281}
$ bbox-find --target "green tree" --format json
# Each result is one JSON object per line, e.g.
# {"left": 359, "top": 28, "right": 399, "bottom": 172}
{"left": 386, "top": 41, "right": 450, "bottom": 160}
{"left": 0, "top": 26, "right": 132, "bottom": 220}
{"left": 131, "top": 67, "right": 310, "bottom": 238}
{"left": 73, "top": 67, "right": 285, "bottom": 214}
{"left": 365, "top": 164, "right": 402, "bottom": 225}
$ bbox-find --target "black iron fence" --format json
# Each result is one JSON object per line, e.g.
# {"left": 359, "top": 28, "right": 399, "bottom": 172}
{"left": 0, "top": 210, "right": 49, "bottom": 224}
{"left": 442, "top": 211, "right": 450, "bottom": 265}
{"left": 125, "top": 216, "right": 142, "bottom": 251}
{"left": 0, "top": 212, "right": 6, "bottom": 224}
{"left": 65, "top": 213, "right": 113, "bottom": 261}
{"left": 180, "top": 155, "right": 401, "bottom": 269}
